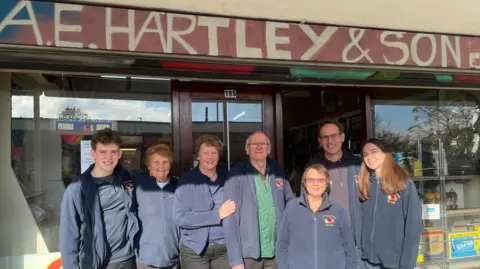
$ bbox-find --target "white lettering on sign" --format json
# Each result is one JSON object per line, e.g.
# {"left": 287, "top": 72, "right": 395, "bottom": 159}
{"left": 55, "top": 4, "right": 83, "bottom": 48}
{"left": 300, "top": 25, "right": 338, "bottom": 60}
{"left": 167, "top": 14, "right": 197, "bottom": 54}
{"left": 1, "top": 2, "right": 478, "bottom": 69}
{"left": 236, "top": 19, "right": 262, "bottom": 58}
{"left": 0, "top": 1, "right": 43, "bottom": 45}
{"left": 470, "top": 53, "right": 480, "bottom": 69}
{"left": 380, "top": 33, "right": 461, "bottom": 68}
{"left": 441, "top": 35, "right": 461, "bottom": 68}
{"left": 265, "top": 21, "right": 291, "bottom": 60}
{"left": 380, "top": 31, "right": 409, "bottom": 65}
{"left": 105, "top": 8, "right": 135, "bottom": 50}
{"left": 134, "top": 12, "right": 167, "bottom": 52}
{"left": 198, "top": 16, "right": 229, "bottom": 56}
{"left": 342, "top": 28, "right": 373, "bottom": 63}
{"left": 411, "top": 33, "right": 436, "bottom": 67}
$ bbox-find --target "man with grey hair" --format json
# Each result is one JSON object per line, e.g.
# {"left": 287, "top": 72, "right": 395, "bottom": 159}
{"left": 224, "top": 131, "right": 293, "bottom": 269}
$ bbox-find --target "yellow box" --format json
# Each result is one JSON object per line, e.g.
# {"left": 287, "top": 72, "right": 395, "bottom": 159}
{"left": 417, "top": 253, "right": 424, "bottom": 263}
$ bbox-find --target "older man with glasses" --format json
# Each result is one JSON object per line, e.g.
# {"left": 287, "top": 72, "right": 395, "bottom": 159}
{"left": 305, "top": 119, "right": 363, "bottom": 269}
{"left": 223, "top": 131, "right": 293, "bottom": 269}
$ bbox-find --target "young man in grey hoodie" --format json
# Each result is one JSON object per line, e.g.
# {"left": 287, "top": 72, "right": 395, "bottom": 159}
{"left": 60, "top": 129, "right": 139, "bottom": 269}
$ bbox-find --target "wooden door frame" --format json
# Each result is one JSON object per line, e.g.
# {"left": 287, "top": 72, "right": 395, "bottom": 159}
{"left": 171, "top": 81, "right": 277, "bottom": 176}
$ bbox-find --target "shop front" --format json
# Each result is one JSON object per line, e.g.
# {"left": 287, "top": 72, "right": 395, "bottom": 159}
{"left": 4, "top": 1, "right": 480, "bottom": 269}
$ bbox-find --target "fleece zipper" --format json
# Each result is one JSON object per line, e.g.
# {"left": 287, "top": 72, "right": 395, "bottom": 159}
{"left": 314, "top": 214, "right": 318, "bottom": 269}
{"left": 370, "top": 180, "right": 379, "bottom": 254}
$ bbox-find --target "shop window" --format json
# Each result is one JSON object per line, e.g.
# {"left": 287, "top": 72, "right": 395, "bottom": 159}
{"left": 371, "top": 88, "right": 480, "bottom": 268}
{"left": 9, "top": 74, "right": 172, "bottom": 256}
{"left": 282, "top": 87, "right": 364, "bottom": 196}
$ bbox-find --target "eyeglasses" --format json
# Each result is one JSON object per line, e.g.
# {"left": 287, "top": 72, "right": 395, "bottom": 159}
{"left": 248, "top": 142, "right": 270, "bottom": 148}
{"left": 319, "top": 133, "right": 342, "bottom": 141}
{"left": 305, "top": 177, "right": 328, "bottom": 184}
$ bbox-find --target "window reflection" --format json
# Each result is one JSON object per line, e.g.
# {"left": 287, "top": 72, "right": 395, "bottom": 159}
{"left": 10, "top": 74, "right": 172, "bottom": 256}
{"left": 372, "top": 88, "right": 480, "bottom": 267}
{"left": 190, "top": 100, "right": 262, "bottom": 170}
{"left": 227, "top": 102, "right": 262, "bottom": 166}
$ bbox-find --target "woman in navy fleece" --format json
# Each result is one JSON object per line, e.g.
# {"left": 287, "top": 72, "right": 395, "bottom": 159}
{"left": 276, "top": 164, "right": 357, "bottom": 269}
{"left": 173, "top": 134, "right": 236, "bottom": 269}
{"left": 358, "top": 138, "right": 422, "bottom": 269}
{"left": 134, "top": 143, "right": 180, "bottom": 269}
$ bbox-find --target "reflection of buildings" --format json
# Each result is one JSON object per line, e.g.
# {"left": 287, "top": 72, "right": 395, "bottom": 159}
{"left": 192, "top": 121, "right": 262, "bottom": 168}
{"left": 11, "top": 117, "right": 262, "bottom": 252}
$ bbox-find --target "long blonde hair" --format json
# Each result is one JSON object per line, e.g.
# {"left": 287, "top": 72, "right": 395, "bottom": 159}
{"left": 358, "top": 138, "right": 408, "bottom": 201}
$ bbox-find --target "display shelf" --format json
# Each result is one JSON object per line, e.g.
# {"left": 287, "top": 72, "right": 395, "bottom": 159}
{"left": 413, "top": 176, "right": 473, "bottom": 182}
{"left": 417, "top": 260, "right": 445, "bottom": 267}
{"left": 413, "top": 176, "right": 441, "bottom": 181}
{"left": 447, "top": 208, "right": 480, "bottom": 217}
{"left": 24, "top": 191, "right": 46, "bottom": 199}
{"left": 448, "top": 254, "right": 480, "bottom": 263}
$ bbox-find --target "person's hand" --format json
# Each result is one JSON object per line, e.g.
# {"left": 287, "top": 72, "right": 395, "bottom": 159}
{"left": 232, "top": 264, "right": 245, "bottom": 269}
{"left": 219, "top": 199, "right": 236, "bottom": 219}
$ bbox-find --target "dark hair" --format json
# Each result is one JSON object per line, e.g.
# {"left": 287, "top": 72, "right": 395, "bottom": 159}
{"left": 195, "top": 134, "right": 224, "bottom": 156}
{"left": 91, "top": 128, "right": 122, "bottom": 150}
{"left": 145, "top": 143, "right": 173, "bottom": 165}
{"left": 358, "top": 138, "right": 408, "bottom": 201}
{"left": 317, "top": 119, "right": 344, "bottom": 137}
{"left": 364, "top": 138, "right": 390, "bottom": 153}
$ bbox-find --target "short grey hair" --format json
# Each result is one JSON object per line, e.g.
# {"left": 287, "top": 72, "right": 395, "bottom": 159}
{"left": 245, "top": 131, "right": 271, "bottom": 153}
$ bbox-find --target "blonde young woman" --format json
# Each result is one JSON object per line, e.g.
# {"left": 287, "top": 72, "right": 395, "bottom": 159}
{"left": 358, "top": 138, "right": 422, "bottom": 269}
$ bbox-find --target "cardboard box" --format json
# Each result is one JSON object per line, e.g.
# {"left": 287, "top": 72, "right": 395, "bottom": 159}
{"left": 470, "top": 219, "right": 480, "bottom": 232}
{"left": 423, "top": 228, "right": 445, "bottom": 260}
{"left": 452, "top": 220, "right": 473, "bottom": 232}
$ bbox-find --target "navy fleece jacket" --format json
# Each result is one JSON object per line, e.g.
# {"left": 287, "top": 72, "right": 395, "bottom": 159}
{"left": 134, "top": 173, "right": 180, "bottom": 268}
{"left": 305, "top": 151, "right": 362, "bottom": 248}
{"left": 361, "top": 174, "right": 422, "bottom": 269}
{"left": 223, "top": 158, "right": 294, "bottom": 267}
{"left": 276, "top": 191, "right": 357, "bottom": 269}
{"left": 173, "top": 167, "right": 228, "bottom": 254}
{"left": 59, "top": 165, "right": 139, "bottom": 269}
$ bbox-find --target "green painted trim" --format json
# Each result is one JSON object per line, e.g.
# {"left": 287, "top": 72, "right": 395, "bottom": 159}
{"left": 435, "top": 74, "right": 453, "bottom": 82}
{"left": 290, "top": 68, "right": 375, "bottom": 80}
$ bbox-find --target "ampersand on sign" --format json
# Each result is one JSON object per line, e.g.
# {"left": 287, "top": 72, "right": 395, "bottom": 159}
{"left": 342, "top": 28, "right": 374, "bottom": 64}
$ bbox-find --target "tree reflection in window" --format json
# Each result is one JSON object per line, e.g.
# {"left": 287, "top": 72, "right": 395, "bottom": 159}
{"left": 409, "top": 91, "right": 480, "bottom": 176}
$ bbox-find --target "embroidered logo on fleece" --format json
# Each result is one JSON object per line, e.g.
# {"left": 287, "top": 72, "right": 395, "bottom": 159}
{"left": 354, "top": 174, "right": 359, "bottom": 184}
{"left": 387, "top": 193, "right": 400, "bottom": 204}
{"left": 275, "top": 178, "right": 283, "bottom": 189}
{"left": 124, "top": 181, "right": 134, "bottom": 191}
{"left": 323, "top": 215, "right": 336, "bottom": 227}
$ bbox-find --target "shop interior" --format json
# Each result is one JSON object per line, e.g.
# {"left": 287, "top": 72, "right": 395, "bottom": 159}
{"left": 281, "top": 87, "right": 364, "bottom": 195}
